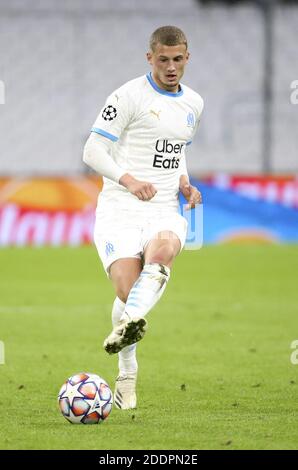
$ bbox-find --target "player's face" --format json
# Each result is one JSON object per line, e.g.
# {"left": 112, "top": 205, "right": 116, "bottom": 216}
{"left": 147, "top": 43, "right": 189, "bottom": 92}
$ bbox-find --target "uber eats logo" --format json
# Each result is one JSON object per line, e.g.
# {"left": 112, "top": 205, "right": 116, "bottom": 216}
{"left": 153, "top": 139, "right": 185, "bottom": 169}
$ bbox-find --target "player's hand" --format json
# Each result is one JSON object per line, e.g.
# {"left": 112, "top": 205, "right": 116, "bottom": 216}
{"left": 119, "top": 173, "right": 157, "bottom": 201}
{"left": 179, "top": 181, "right": 202, "bottom": 210}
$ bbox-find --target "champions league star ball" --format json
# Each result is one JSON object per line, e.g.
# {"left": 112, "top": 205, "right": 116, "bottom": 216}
{"left": 58, "top": 372, "right": 113, "bottom": 424}
{"left": 102, "top": 105, "right": 117, "bottom": 121}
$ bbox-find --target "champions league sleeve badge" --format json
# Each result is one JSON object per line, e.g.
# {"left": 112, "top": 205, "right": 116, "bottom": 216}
{"left": 102, "top": 105, "right": 117, "bottom": 121}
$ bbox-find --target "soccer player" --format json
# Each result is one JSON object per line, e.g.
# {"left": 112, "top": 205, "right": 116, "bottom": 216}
{"left": 83, "top": 26, "right": 203, "bottom": 409}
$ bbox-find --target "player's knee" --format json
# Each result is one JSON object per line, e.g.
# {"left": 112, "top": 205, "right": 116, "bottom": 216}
{"left": 148, "top": 243, "right": 176, "bottom": 265}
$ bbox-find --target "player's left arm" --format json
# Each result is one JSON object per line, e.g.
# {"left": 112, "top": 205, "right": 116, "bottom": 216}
{"left": 179, "top": 98, "right": 204, "bottom": 209}
{"left": 179, "top": 175, "right": 202, "bottom": 210}
{"left": 178, "top": 146, "right": 202, "bottom": 211}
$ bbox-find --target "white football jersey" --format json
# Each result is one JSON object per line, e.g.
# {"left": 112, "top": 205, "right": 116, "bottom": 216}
{"left": 92, "top": 73, "right": 204, "bottom": 213}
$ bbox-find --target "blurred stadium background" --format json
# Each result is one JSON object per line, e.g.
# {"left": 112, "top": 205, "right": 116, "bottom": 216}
{"left": 0, "top": 0, "right": 297, "bottom": 244}
{"left": 1, "top": 0, "right": 298, "bottom": 451}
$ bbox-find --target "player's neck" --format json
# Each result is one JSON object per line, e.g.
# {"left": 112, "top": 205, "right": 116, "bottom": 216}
{"left": 151, "top": 72, "right": 180, "bottom": 94}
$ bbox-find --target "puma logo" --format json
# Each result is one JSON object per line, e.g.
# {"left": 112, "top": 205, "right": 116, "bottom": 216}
{"left": 114, "top": 94, "right": 121, "bottom": 102}
{"left": 150, "top": 109, "right": 161, "bottom": 120}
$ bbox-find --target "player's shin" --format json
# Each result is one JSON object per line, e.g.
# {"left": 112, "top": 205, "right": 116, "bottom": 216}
{"left": 121, "top": 263, "right": 171, "bottom": 320}
{"left": 103, "top": 265, "right": 169, "bottom": 354}
{"left": 112, "top": 297, "right": 138, "bottom": 375}
{"left": 118, "top": 344, "right": 137, "bottom": 376}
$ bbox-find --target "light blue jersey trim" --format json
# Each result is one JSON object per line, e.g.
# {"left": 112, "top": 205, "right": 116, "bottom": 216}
{"left": 146, "top": 72, "right": 184, "bottom": 97}
{"left": 91, "top": 127, "right": 119, "bottom": 142}
{"left": 186, "top": 141, "right": 192, "bottom": 146}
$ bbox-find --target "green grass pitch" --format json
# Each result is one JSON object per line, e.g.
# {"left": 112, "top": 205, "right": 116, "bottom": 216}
{"left": 0, "top": 245, "right": 298, "bottom": 450}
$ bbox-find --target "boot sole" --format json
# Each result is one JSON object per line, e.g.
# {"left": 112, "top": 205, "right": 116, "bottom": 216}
{"left": 104, "top": 318, "right": 147, "bottom": 355}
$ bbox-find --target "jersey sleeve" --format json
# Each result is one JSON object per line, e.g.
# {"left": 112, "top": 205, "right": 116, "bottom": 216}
{"left": 188, "top": 96, "right": 204, "bottom": 145}
{"left": 178, "top": 150, "right": 189, "bottom": 178}
{"left": 91, "top": 89, "right": 133, "bottom": 143}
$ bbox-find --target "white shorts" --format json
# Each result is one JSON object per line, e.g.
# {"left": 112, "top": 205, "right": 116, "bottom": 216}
{"left": 94, "top": 208, "right": 187, "bottom": 274}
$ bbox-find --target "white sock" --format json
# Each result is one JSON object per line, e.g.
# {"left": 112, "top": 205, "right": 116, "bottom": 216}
{"left": 112, "top": 296, "right": 138, "bottom": 376}
{"left": 112, "top": 296, "right": 126, "bottom": 327}
{"left": 121, "top": 263, "right": 170, "bottom": 320}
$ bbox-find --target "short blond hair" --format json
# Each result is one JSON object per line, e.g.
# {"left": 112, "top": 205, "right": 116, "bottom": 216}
{"left": 150, "top": 26, "right": 188, "bottom": 52}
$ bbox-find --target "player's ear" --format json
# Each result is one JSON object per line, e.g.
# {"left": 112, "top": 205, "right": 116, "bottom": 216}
{"left": 146, "top": 51, "right": 153, "bottom": 65}
{"left": 185, "top": 51, "right": 190, "bottom": 63}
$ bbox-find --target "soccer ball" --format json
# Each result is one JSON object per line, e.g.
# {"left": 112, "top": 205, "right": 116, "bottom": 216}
{"left": 58, "top": 372, "right": 113, "bottom": 424}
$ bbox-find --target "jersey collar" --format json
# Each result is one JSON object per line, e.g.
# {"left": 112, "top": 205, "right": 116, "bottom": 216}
{"left": 146, "top": 72, "right": 183, "bottom": 97}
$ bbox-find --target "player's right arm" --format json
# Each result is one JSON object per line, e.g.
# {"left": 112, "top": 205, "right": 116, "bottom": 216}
{"left": 83, "top": 88, "right": 156, "bottom": 201}
{"left": 119, "top": 172, "right": 157, "bottom": 201}
{"left": 83, "top": 133, "right": 156, "bottom": 200}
